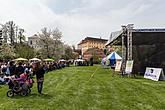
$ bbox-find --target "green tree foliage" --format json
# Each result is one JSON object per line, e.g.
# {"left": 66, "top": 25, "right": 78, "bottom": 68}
{"left": 0, "top": 43, "right": 15, "bottom": 60}
{"left": 17, "top": 28, "right": 25, "bottom": 43}
{"left": 1, "top": 21, "right": 32, "bottom": 60}
{"left": 1, "top": 21, "right": 26, "bottom": 45}
{"left": 92, "top": 50, "right": 100, "bottom": 64}
{"left": 5, "top": 21, "right": 16, "bottom": 45}
{"left": 0, "top": 24, "right": 8, "bottom": 43}
{"left": 1, "top": 21, "right": 70, "bottom": 61}
{"left": 14, "top": 43, "right": 36, "bottom": 59}
{"left": 61, "top": 45, "right": 74, "bottom": 60}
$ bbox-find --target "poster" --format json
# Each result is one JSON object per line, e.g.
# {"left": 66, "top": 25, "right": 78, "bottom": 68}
{"left": 115, "top": 60, "right": 122, "bottom": 72}
{"left": 125, "top": 60, "right": 134, "bottom": 74}
{"left": 144, "top": 67, "right": 165, "bottom": 81}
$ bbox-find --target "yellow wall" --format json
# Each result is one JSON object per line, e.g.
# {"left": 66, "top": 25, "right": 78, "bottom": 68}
{"left": 80, "top": 40, "right": 106, "bottom": 54}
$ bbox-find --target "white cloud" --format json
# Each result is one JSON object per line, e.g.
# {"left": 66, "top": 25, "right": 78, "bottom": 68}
{"left": 0, "top": 0, "right": 165, "bottom": 46}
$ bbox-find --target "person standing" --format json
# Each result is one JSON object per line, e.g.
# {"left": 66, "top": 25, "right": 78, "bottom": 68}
{"left": 110, "top": 59, "right": 116, "bottom": 76}
{"left": 33, "top": 62, "right": 45, "bottom": 94}
{"left": 9, "top": 61, "right": 16, "bottom": 76}
{"left": 15, "top": 62, "right": 24, "bottom": 77}
{"left": 90, "top": 57, "right": 93, "bottom": 66}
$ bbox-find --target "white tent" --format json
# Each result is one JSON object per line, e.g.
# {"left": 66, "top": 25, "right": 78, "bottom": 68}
{"left": 74, "top": 59, "right": 85, "bottom": 66}
{"left": 59, "top": 59, "right": 66, "bottom": 62}
{"left": 14, "top": 58, "right": 28, "bottom": 61}
{"left": 106, "top": 52, "right": 122, "bottom": 60}
{"left": 75, "top": 59, "right": 85, "bottom": 62}
{"left": 29, "top": 58, "right": 41, "bottom": 62}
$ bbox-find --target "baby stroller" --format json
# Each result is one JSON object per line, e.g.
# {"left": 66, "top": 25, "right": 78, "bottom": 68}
{"left": 24, "top": 73, "right": 34, "bottom": 94}
{"left": 6, "top": 75, "right": 29, "bottom": 97}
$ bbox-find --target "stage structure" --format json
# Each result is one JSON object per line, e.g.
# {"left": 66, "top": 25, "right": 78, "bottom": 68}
{"left": 106, "top": 24, "right": 165, "bottom": 74}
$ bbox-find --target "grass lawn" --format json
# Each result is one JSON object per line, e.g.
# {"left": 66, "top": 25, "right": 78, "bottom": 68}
{"left": 0, "top": 65, "right": 165, "bottom": 110}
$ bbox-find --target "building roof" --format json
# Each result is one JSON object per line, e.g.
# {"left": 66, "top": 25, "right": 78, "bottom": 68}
{"left": 28, "top": 34, "right": 38, "bottom": 39}
{"left": 78, "top": 37, "right": 108, "bottom": 45}
{"left": 105, "top": 31, "right": 123, "bottom": 46}
{"left": 106, "top": 28, "right": 165, "bottom": 46}
{"left": 133, "top": 28, "right": 165, "bottom": 32}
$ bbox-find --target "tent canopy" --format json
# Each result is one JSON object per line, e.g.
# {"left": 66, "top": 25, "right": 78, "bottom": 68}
{"left": 29, "top": 58, "right": 41, "bottom": 61}
{"left": 14, "top": 58, "right": 28, "bottom": 61}
{"left": 106, "top": 52, "right": 122, "bottom": 65}
{"left": 106, "top": 52, "right": 122, "bottom": 60}
{"left": 75, "top": 59, "right": 85, "bottom": 62}
{"left": 59, "top": 59, "right": 66, "bottom": 62}
{"left": 43, "top": 58, "right": 54, "bottom": 61}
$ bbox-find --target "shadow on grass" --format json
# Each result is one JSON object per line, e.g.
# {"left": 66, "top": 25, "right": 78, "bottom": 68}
{"left": 30, "top": 93, "right": 53, "bottom": 99}
{"left": 10, "top": 93, "right": 53, "bottom": 99}
{"left": 116, "top": 74, "right": 144, "bottom": 79}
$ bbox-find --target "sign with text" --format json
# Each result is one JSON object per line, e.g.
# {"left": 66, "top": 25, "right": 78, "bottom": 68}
{"left": 125, "top": 60, "right": 134, "bottom": 74}
{"left": 144, "top": 67, "right": 165, "bottom": 81}
{"left": 115, "top": 60, "right": 122, "bottom": 72}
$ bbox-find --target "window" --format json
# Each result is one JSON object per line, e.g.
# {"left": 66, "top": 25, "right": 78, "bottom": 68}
{"left": 30, "top": 40, "right": 32, "bottom": 45}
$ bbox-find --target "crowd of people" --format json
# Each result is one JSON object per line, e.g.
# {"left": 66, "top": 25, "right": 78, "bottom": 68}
{"left": 74, "top": 58, "right": 94, "bottom": 66}
{"left": 0, "top": 58, "right": 94, "bottom": 96}
{"left": 0, "top": 60, "right": 68, "bottom": 95}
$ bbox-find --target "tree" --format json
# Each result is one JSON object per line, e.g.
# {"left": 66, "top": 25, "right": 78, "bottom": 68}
{"left": 0, "top": 30, "right": 2, "bottom": 45}
{"left": 72, "top": 45, "right": 76, "bottom": 51}
{"left": 1, "top": 21, "right": 26, "bottom": 45}
{"left": 38, "top": 27, "right": 54, "bottom": 58}
{"left": 15, "top": 43, "right": 36, "bottom": 59}
{"left": 17, "top": 28, "right": 25, "bottom": 43}
{"left": 52, "top": 28, "right": 62, "bottom": 41}
{"left": 52, "top": 28, "right": 64, "bottom": 60}
{"left": 61, "top": 45, "right": 74, "bottom": 60}
{"left": 0, "top": 21, "right": 33, "bottom": 60}
{"left": 37, "top": 27, "right": 65, "bottom": 59}
{"left": 5, "top": 21, "right": 16, "bottom": 45}
{"left": 0, "top": 43, "right": 15, "bottom": 60}
{"left": 0, "top": 24, "right": 8, "bottom": 43}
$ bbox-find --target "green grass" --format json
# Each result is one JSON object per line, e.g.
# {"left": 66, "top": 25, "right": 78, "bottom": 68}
{"left": 0, "top": 65, "right": 165, "bottom": 110}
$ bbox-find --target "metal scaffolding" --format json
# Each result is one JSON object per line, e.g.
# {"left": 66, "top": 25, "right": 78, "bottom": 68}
{"left": 127, "top": 24, "right": 133, "bottom": 60}
{"left": 121, "top": 24, "right": 134, "bottom": 74}
{"left": 107, "top": 24, "right": 165, "bottom": 74}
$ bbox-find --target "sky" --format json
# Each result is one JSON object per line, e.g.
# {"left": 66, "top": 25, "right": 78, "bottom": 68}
{"left": 0, "top": 0, "right": 165, "bottom": 46}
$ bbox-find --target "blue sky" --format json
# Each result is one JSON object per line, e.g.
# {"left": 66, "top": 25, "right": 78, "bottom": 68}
{"left": 0, "top": 0, "right": 165, "bottom": 45}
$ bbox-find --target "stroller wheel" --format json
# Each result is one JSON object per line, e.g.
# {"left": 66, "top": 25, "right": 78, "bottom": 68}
{"left": 7, "top": 90, "right": 14, "bottom": 97}
{"left": 20, "top": 90, "right": 27, "bottom": 96}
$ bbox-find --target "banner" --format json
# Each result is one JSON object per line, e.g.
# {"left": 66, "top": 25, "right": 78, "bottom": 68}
{"left": 144, "top": 67, "right": 165, "bottom": 81}
{"left": 125, "top": 60, "right": 134, "bottom": 74}
{"left": 115, "top": 60, "right": 122, "bottom": 72}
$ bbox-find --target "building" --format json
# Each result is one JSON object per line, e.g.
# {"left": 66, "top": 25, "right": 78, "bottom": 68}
{"left": 106, "top": 24, "right": 165, "bottom": 74}
{"left": 78, "top": 37, "right": 108, "bottom": 55}
{"left": 28, "top": 34, "right": 42, "bottom": 50}
{"left": 83, "top": 47, "right": 105, "bottom": 62}
{"left": 73, "top": 49, "right": 82, "bottom": 59}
